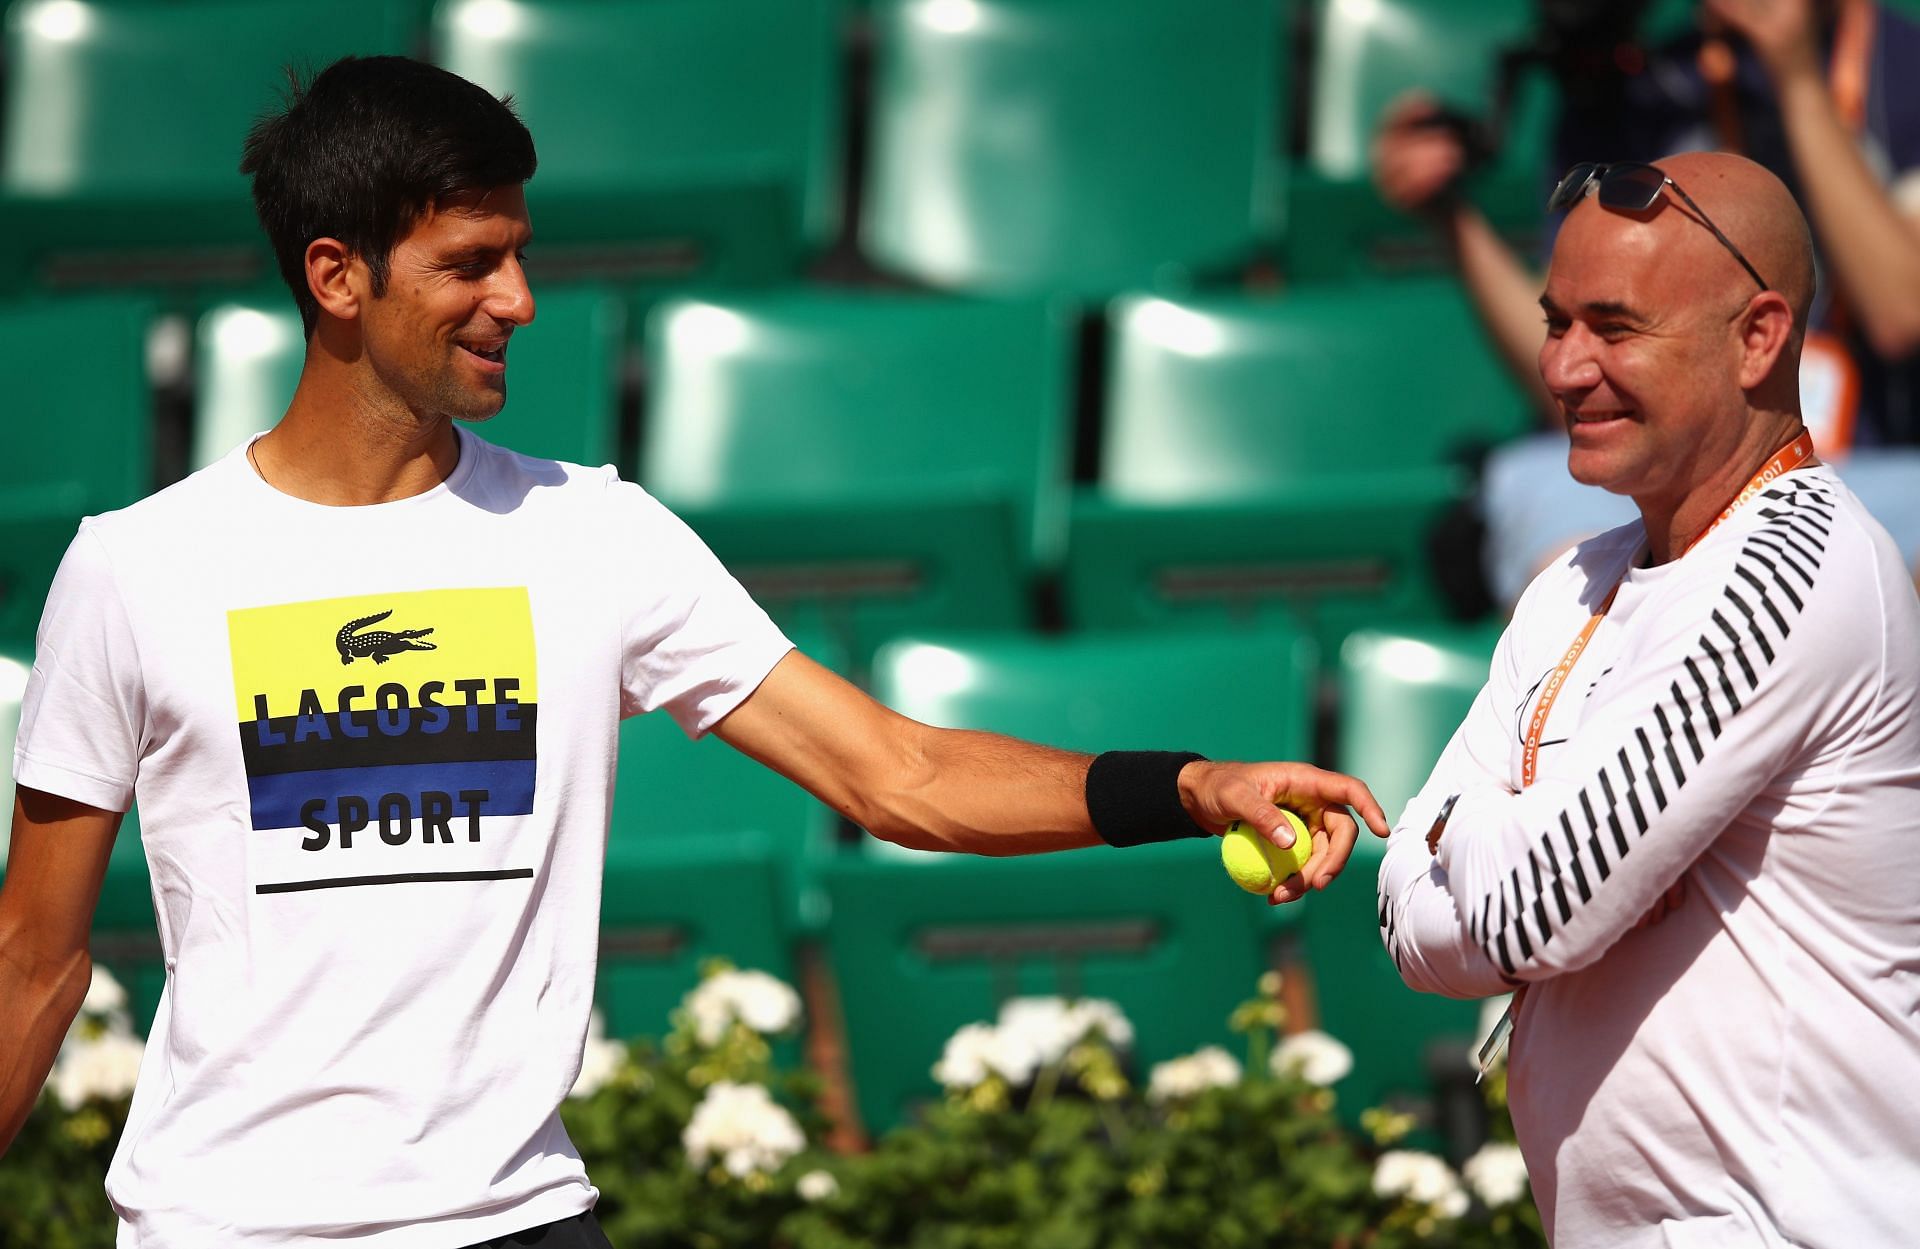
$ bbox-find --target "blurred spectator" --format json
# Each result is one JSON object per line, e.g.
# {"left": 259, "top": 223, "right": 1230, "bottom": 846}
{"left": 1374, "top": 0, "right": 1920, "bottom": 604}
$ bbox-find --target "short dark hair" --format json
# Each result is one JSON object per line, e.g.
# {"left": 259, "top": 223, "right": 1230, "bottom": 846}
{"left": 240, "top": 56, "right": 537, "bottom": 335}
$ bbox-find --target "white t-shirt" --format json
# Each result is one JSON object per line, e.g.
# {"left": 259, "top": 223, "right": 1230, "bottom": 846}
{"left": 1376, "top": 466, "right": 1920, "bottom": 1247}
{"left": 13, "top": 429, "right": 793, "bottom": 1248}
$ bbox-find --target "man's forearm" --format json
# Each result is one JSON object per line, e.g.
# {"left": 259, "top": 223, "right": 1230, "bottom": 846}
{"left": 854, "top": 727, "right": 1102, "bottom": 856}
{"left": 0, "top": 941, "right": 91, "bottom": 1157}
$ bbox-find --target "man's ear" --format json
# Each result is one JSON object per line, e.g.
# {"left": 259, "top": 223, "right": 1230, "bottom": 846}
{"left": 1736, "top": 290, "right": 1796, "bottom": 391}
{"left": 306, "top": 238, "right": 365, "bottom": 324}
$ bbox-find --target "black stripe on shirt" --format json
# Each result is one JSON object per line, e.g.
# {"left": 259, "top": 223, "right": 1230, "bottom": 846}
{"left": 1474, "top": 484, "right": 1833, "bottom": 977}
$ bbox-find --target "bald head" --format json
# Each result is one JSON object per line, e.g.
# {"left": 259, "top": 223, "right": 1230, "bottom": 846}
{"left": 1539, "top": 151, "right": 1818, "bottom": 552}
{"left": 1647, "top": 151, "right": 1815, "bottom": 336}
{"left": 1548, "top": 151, "right": 1816, "bottom": 390}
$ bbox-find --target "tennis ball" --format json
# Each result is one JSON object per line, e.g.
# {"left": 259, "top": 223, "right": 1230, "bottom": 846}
{"left": 1220, "top": 808, "right": 1312, "bottom": 895}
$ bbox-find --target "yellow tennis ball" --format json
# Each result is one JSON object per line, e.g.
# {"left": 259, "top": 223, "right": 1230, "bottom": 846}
{"left": 1220, "top": 808, "right": 1312, "bottom": 895}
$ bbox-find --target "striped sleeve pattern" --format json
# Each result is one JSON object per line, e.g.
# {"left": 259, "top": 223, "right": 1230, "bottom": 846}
{"left": 1469, "top": 479, "right": 1837, "bottom": 978}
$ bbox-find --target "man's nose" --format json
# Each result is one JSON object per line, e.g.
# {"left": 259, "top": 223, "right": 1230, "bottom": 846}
{"left": 1539, "top": 328, "right": 1602, "bottom": 395}
{"left": 488, "top": 257, "right": 536, "bottom": 327}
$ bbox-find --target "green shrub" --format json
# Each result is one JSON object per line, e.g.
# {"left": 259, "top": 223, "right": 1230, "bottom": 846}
{"left": 3, "top": 964, "right": 1544, "bottom": 1249}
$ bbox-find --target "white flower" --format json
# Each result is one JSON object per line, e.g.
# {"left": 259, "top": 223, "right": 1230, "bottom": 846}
{"left": 569, "top": 1011, "right": 625, "bottom": 1100}
{"left": 796, "top": 1169, "right": 839, "bottom": 1202}
{"left": 1146, "top": 1046, "right": 1243, "bottom": 1102}
{"left": 82, "top": 965, "right": 128, "bottom": 1018}
{"left": 49, "top": 1030, "right": 145, "bottom": 1110}
{"left": 683, "top": 969, "right": 803, "bottom": 1047}
{"left": 1462, "top": 1141, "right": 1530, "bottom": 1207}
{"left": 1373, "top": 1150, "right": 1470, "bottom": 1219}
{"left": 932, "top": 1021, "right": 1042, "bottom": 1090}
{"left": 1064, "top": 998, "right": 1134, "bottom": 1051}
{"left": 682, "top": 1081, "right": 805, "bottom": 1179}
{"left": 996, "top": 996, "right": 1133, "bottom": 1066}
{"left": 1270, "top": 1030, "right": 1354, "bottom": 1087}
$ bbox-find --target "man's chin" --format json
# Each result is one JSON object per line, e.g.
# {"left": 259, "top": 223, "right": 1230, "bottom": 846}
{"left": 1566, "top": 454, "right": 1636, "bottom": 496}
{"left": 442, "top": 386, "right": 506, "bottom": 423}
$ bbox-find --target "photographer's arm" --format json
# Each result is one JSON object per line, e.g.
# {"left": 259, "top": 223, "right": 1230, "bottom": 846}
{"left": 1445, "top": 208, "right": 1558, "bottom": 416}
{"left": 1714, "top": 0, "right": 1920, "bottom": 357}
{"left": 1373, "top": 92, "right": 1556, "bottom": 417}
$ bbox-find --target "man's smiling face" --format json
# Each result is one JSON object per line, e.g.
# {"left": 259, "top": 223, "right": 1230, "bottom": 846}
{"left": 355, "top": 183, "right": 535, "bottom": 422}
{"left": 1537, "top": 191, "right": 1755, "bottom": 511}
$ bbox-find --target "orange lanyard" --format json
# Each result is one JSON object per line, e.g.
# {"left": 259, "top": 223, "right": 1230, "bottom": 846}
{"left": 1519, "top": 431, "right": 1817, "bottom": 788}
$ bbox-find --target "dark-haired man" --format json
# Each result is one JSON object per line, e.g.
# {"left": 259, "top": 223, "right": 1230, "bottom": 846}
{"left": 0, "top": 56, "right": 1386, "bottom": 1247}
{"left": 1378, "top": 152, "right": 1920, "bottom": 1246}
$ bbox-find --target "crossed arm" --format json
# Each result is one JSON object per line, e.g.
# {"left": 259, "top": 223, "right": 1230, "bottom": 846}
{"left": 1380, "top": 527, "right": 1843, "bottom": 999}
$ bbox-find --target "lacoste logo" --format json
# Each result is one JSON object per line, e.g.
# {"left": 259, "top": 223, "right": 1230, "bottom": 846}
{"left": 336, "top": 609, "right": 437, "bottom": 665}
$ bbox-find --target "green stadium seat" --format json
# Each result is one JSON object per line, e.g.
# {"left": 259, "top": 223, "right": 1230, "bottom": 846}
{"left": 823, "top": 849, "right": 1267, "bottom": 1133}
{"left": 1314, "top": 621, "right": 1501, "bottom": 1120}
{"left": 0, "top": 295, "right": 155, "bottom": 648}
{"left": 1064, "top": 279, "right": 1531, "bottom": 655}
{"left": 862, "top": 0, "right": 1286, "bottom": 296}
{"left": 597, "top": 831, "right": 794, "bottom": 1043}
{"left": 0, "top": 0, "right": 415, "bottom": 292}
{"left": 190, "top": 299, "right": 305, "bottom": 470}
{"left": 609, "top": 694, "right": 838, "bottom": 930}
{"left": 433, "top": 0, "right": 842, "bottom": 286}
{"left": 868, "top": 629, "right": 1316, "bottom": 793}
{"left": 641, "top": 293, "right": 1073, "bottom": 664}
{"left": 192, "top": 286, "right": 626, "bottom": 470}
{"left": 1336, "top": 622, "right": 1501, "bottom": 821}
{"left": 822, "top": 627, "right": 1312, "bottom": 1132}
{"left": 595, "top": 630, "right": 846, "bottom": 1040}
{"left": 1286, "top": 0, "right": 1552, "bottom": 282}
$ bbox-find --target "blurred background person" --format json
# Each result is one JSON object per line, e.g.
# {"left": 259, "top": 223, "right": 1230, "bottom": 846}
{"left": 1373, "top": 0, "right": 1920, "bottom": 606}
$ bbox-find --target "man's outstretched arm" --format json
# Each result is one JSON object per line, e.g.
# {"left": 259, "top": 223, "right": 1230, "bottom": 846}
{"left": 0, "top": 787, "right": 121, "bottom": 1157}
{"left": 713, "top": 650, "right": 1389, "bottom": 901}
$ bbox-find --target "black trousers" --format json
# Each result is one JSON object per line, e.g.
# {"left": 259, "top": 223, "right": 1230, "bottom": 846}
{"left": 463, "top": 1211, "right": 613, "bottom": 1248}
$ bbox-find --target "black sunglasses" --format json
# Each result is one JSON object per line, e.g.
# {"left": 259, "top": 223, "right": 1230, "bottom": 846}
{"left": 1549, "top": 161, "right": 1770, "bottom": 292}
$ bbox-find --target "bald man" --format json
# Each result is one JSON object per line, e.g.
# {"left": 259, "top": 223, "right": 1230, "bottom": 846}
{"left": 1378, "top": 152, "right": 1920, "bottom": 1247}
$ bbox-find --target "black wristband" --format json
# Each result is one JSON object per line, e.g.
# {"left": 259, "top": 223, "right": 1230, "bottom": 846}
{"left": 1085, "top": 751, "right": 1212, "bottom": 848}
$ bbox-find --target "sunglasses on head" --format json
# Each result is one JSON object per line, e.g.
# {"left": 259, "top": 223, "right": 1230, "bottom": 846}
{"left": 1549, "top": 161, "right": 1770, "bottom": 292}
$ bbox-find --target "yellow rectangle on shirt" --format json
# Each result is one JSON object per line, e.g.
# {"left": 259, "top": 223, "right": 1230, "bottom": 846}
{"left": 228, "top": 587, "right": 537, "bottom": 721}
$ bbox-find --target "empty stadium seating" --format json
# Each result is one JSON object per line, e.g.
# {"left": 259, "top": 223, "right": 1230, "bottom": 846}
{"left": 0, "top": 294, "right": 155, "bottom": 648}
{"left": 1065, "top": 278, "right": 1530, "bottom": 655}
{"left": 0, "top": 0, "right": 414, "bottom": 292}
{"left": 597, "top": 633, "right": 842, "bottom": 1039}
{"left": 862, "top": 0, "right": 1286, "bottom": 295}
{"left": 434, "top": 0, "right": 842, "bottom": 286}
{"left": 641, "top": 292, "right": 1074, "bottom": 664}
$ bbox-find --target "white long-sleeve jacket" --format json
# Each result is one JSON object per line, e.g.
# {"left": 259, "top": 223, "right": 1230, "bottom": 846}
{"left": 1378, "top": 467, "right": 1920, "bottom": 1247}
